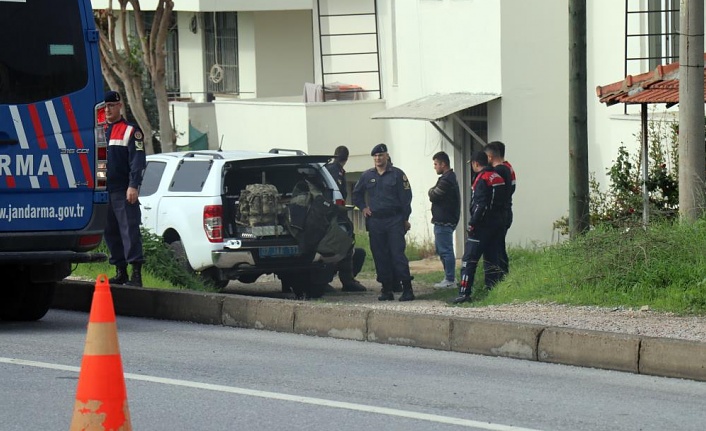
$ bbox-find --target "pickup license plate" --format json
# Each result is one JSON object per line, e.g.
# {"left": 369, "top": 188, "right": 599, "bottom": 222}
{"left": 259, "top": 246, "right": 299, "bottom": 258}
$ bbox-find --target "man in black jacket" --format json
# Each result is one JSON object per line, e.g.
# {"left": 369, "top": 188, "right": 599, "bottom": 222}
{"left": 485, "top": 141, "right": 516, "bottom": 279}
{"left": 324, "top": 145, "right": 367, "bottom": 292}
{"left": 428, "top": 151, "right": 460, "bottom": 288}
{"left": 453, "top": 151, "right": 507, "bottom": 304}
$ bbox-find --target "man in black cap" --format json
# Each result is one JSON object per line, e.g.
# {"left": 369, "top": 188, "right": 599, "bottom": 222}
{"left": 453, "top": 151, "right": 507, "bottom": 304}
{"left": 103, "top": 90, "right": 146, "bottom": 287}
{"left": 351, "top": 143, "right": 415, "bottom": 301}
{"left": 324, "top": 145, "right": 367, "bottom": 292}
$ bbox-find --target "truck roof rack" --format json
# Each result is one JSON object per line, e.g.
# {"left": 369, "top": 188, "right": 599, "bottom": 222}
{"left": 183, "top": 151, "right": 224, "bottom": 159}
{"left": 269, "top": 148, "right": 308, "bottom": 156}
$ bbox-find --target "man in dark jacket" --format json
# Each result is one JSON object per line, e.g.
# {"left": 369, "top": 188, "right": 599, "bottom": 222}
{"left": 453, "top": 151, "right": 507, "bottom": 304}
{"left": 485, "top": 141, "right": 516, "bottom": 278}
{"left": 103, "top": 90, "right": 146, "bottom": 287}
{"left": 352, "top": 143, "right": 415, "bottom": 301}
{"left": 324, "top": 145, "right": 366, "bottom": 292}
{"left": 428, "top": 151, "right": 460, "bottom": 288}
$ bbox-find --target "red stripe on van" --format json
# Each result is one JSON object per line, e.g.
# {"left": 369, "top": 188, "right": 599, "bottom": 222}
{"left": 62, "top": 96, "right": 94, "bottom": 188}
{"left": 28, "top": 104, "right": 48, "bottom": 150}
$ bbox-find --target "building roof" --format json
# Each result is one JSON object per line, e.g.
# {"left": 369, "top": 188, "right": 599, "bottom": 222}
{"left": 371, "top": 92, "right": 500, "bottom": 121}
{"left": 596, "top": 53, "right": 706, "bottom": 107}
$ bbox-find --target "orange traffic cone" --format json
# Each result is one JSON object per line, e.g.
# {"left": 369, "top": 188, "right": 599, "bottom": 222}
{"left": 69, "top": 274, "right": 132, "bottom": 431}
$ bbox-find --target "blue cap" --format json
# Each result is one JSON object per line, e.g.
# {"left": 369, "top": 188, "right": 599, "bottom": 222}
{"left": 370, "top": 143, "right": 388, "bottom": 156}
{"left": 104, "top": 90, "right": 122, "bottom": 103}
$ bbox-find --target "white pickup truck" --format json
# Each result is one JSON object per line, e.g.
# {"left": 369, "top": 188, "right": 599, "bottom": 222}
{"left": 138, "top": 150, "right": 352, "bottom": 298}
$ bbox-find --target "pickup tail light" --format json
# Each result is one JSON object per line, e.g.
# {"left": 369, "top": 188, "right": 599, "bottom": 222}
{"left": 335, "top": 199, "right": 346, "bottom": 206}
{"left": 204, "top": 205, "right": 223, "bottom": 243}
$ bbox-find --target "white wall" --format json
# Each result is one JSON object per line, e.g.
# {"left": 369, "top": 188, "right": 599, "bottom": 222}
{"left": 171, "top": 102, "right": 218, "bottom": 150}
{"left": 214, "top": 100, "right": 309, "bottom": 152}
{"left": 305, "top": 100, "right": 386, "bottom": 160}
{"left": 91, "top": 0, "right": 313, "bottom": 12}
{"left": 253, "top": 11, "right": 315, "bottom": 98}
{"left": 176, "top": 12, "right": 207, "bottom": 101}
{"left": 375, "top": 0, "right": 504, "bottom": 246}
{"left": 212, "top": 98, "right": 385, "bottom": 156}
{"left": 497, "top": 0, "right": 569, "bottom": 245}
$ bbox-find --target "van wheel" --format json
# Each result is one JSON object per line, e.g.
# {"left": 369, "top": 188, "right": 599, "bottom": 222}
{"left": 0, "top": 280, "right": 55, "bottom": 321}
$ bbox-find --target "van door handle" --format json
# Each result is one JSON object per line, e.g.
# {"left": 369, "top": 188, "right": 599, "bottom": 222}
{"left": 0, "top": 139, "right": 19, "bottom": 145}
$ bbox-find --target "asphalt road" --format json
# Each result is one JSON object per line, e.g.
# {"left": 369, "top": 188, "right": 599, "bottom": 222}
{"left": 2, "top": 310, "right": 706, "bottom": 431}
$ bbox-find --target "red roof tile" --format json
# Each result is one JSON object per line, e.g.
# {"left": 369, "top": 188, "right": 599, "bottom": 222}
{"left": 596, "top": 53, "right": 706, "bottom": 106}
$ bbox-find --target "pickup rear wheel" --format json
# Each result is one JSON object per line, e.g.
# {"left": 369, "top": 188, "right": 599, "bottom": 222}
{"left": 169, "top": 240, "right": 193, "bottom": 272}
{"left": 0, "top": 279, "right": 55, "bottom": 321}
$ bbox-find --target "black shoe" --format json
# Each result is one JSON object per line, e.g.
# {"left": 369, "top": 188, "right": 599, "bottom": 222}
{"left": 452, "top": 294, "right": 472, "bottom": 304}
{"left": 323, "top": 283, "right": 336, "bottom": 293}
{"left": 378, "top": 291, "right": 394, "bottom": 301}
{"left": 124, "top": 263, "right": 143, "bottom": 287}
{"left": 398, "top": 290, "right": 415, "bottom": 302}
{"left": 341, "top": 280, "right": 367, "bottom": 292}
{"left": 109, "top": 265, "right": 129, "bottom": 285}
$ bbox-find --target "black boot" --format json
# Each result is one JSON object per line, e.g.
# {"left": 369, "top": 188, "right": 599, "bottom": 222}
{"left": 109, "top": 265, "right": 129, "bottom": 285}
{"left": 340, "top": 269, "right": 367, "bottom": 292}
{"left": 378, "top": 282, "right": 395, "bottom": 301}
{"left": 125, "top": 263, "right": 143, "bottom": 287}
{"left": 398, "top": 279, "right": 415, "bottom": 302}
{"left": 452, "top": 287, "right": 472, "bottom": 304}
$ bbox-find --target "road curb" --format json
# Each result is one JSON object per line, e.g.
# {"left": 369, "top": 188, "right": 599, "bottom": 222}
{"left": 54, "top": 281, "right": 706, "bottom": 382}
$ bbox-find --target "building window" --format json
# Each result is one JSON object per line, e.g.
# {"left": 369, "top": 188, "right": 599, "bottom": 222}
{"left": 135, "top": 11, "right": 180, "bottom": 94}
{"left": 625, "top": 0, "right": 679, "bottom": 75}
{"left": 202, "top": 12, "right": 239, "bottom": 95}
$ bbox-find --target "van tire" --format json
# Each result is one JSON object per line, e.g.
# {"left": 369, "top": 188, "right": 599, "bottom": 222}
{"left": 0, "top": 280, "right": 55, "bottom": 321}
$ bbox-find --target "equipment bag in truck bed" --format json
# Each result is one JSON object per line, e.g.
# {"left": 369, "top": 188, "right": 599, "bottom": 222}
{"left": 285, "top": 180, "right": 352, "bottom": 260}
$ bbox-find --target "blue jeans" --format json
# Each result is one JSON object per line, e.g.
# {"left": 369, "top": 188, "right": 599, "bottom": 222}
{"left": 434, "top": 224, "right": 456, "bottom": 282}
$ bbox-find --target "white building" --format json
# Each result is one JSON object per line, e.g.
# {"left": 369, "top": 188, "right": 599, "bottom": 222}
{"left": 91, "top": 0, "right": 703, "bottom": 252}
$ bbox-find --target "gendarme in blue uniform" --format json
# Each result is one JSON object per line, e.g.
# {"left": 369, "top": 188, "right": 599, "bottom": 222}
{"left": 103, "top": 92, "right": 146, "bottom": 267}
{"left": 351, "top": 145, "right": 413, "bottom": 291}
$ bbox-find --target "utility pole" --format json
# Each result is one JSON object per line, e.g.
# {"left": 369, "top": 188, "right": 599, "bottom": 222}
{"left": 569, "top": 0, "right": 590, "bottom": 237}
{"left": 678, "top": 0, "right": 705, "bottom": 221}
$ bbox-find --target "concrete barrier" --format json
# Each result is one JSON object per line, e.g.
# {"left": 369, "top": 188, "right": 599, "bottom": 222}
{"left": 640, "top": 337, "right": 706, "bottom": 381}
{"left": 368, "top": 310, "right": 451, "bottom": 350}
{"left": 451, "top": 317, "right": 544, "bottom": 360}
{"left": 54, "top": 281, "right": 706, "bottom": 382}
{"left": 222, "top": 296, "right": 295, "bottom": 332}
{"left": 538, "top": 327, "right": 640, "bottom": 373}
{"left": 294, "top": 304, "right": 369, "bottom": 341}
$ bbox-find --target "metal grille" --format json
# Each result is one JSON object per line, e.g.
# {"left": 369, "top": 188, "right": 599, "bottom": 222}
{"left": 316, "top": 0, "right": 382, "bottom": 101}
{"left": 625, "top": 0, "right": 680, "bottom": 77}
{"left": 203, "top": 12, "right": 239, "bottom": 95}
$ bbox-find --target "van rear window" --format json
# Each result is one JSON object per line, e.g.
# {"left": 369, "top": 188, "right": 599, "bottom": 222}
{"left": 0, "top": 0, "right": 89, "bottom": 104}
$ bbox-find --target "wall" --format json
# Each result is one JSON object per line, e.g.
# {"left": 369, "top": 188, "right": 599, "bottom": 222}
{"left": 375, "top": 0, "right": 504, "bottom": 246}
{"left": 176, "top": 12, "right": 207, "bottom": 102}
{"left": 171, "top": 103, "right": 218, "bottom": 150}
{"left": 254, "top": 10, "right": 315, "bottom": 98}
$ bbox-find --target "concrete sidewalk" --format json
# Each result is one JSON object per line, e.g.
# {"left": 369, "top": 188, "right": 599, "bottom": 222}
{"left": 53, "top": 281, "right": 706, "bottom": 382}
